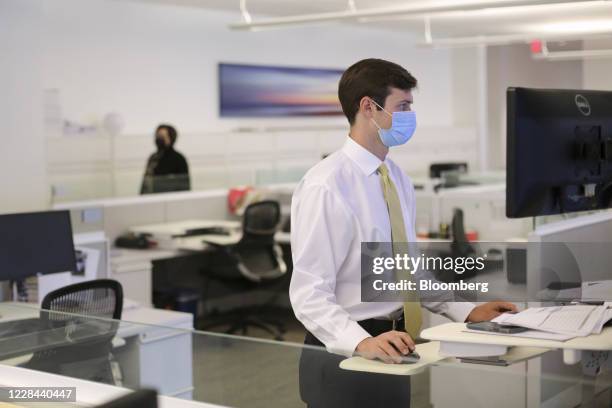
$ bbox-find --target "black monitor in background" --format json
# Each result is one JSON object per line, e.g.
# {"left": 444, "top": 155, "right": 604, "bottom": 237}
{"left": 0, "top": 210, "right": 77, "bottom": 281}
{"left": 506, "top": 87, "right": 612, "bottom": 218}
{"left": 429, "top": 162, "right": 468, "bottom": 179}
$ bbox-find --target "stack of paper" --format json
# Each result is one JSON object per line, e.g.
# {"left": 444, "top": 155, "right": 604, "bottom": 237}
{"left": 492, "top": 305, "right": 612, "bottom": 338}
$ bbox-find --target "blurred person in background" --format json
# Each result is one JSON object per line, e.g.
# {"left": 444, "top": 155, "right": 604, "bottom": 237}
{"left": 141, "top": 124, "right": 190, "bottom": 194}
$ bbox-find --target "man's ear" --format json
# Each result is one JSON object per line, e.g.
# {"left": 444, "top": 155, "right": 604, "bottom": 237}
{"left": 358, "top": 96, "right": 374, "bottom": 118}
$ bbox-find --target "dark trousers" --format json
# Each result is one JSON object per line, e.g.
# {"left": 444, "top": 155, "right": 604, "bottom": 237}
{"left": 299, "top": 319, "right": 411, "bottom": 408}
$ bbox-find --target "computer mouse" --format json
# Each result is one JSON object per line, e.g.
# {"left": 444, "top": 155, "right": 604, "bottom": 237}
{"left": 399, "top": 352, "right": 420, "bottom": 364}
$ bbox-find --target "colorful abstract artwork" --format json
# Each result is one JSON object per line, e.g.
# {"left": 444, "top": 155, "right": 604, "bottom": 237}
{"left": 219, "top": 63, "right": 344, "bottom": 117}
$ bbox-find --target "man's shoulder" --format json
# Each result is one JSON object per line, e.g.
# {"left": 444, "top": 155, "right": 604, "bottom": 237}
{"left": 301, "top": 151, "right": 351, "bottom": 187}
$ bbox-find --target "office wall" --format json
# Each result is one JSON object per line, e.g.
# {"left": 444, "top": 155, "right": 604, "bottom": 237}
{"left": 486, "top": 44, "right": 583, "bottom": 169}
{"left": 450, "top": 46, "right": 487, "bottom": 170}
{"left": 451, "top": 47, "right": 482, "bottom": 129}
{"left": 582, "top": 40, "right": 612, "bottom": 90}
{"left": 583, "top": 59, "right": 612, "bottom": 90}
{"left": 39, "top": 0, "right": 481, "bottom": 202}
{"left": 43, "top": 0, "right": 456, "bottom": 133}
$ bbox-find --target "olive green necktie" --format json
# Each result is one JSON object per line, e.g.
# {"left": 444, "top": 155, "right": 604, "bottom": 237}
{"left": 377, "top": 164, "right": 422, "bottom": 339}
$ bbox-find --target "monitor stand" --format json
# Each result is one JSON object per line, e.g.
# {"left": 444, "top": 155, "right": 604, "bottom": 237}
{"left": 5, "top": 280, "right": 29, "bottom": 303}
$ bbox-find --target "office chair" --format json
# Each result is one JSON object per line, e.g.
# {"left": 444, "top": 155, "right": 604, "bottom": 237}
{"left": 432, "top": 209, "right": 480, "bottom": 282}
{"left": 200, "top": 200, "right": 288, "bottom": 340}
{"left": 97, "top": 389, "right": 157, "bottom": 408}
{"left": 24, "top": 279, "right": 123, "bottom": 384}
{"left": 450, "top": 208, "right": 476, "bottom": 260}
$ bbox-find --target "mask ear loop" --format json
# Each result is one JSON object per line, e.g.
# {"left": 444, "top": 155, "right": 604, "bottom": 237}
{"left": 369, "top": 98, "right": 393, "bottom": 132}
{"left": 369, "top": 98, "right": 392, "bottom": 117}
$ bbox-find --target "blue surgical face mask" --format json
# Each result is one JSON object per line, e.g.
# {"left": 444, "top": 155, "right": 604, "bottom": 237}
{"left": 370, "top": 99, "right": 417, "bottom": 147}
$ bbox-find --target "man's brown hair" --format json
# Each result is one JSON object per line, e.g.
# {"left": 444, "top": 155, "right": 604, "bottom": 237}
{"left": 338, "top": 58, "right": 417, "bottom": 125}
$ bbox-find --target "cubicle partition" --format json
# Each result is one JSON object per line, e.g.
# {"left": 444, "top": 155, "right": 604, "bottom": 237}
{"left": 47, "top": 127, "right": 479, "bottom": 205}
{"left": 51, "top": 179, "right": 534, "bottom": 307}
{"left": 54, "top": 185, "right": 295, "bottom": 241}
{"left": 0, "top": 302, "right": 606, "bottom": 408}
{"left": 53, "top": 186, "right": 294, "bottom": 307}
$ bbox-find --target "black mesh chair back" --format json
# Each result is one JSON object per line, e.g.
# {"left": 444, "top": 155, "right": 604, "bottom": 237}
{"left": 233, "top": 201, "right": 286, "bottom": 281}
{"left": 41, "top": 279, "right": 123, "bottom": 320}
{"left": 26, "top": 279, "right": 123, "bottom": 383}
{"left": 241, "top": 200, "right": 280, "bottom": 242}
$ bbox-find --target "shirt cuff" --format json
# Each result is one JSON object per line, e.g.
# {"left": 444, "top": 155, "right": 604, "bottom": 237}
{"left": 445, "top": 302, "right": 476, "bottom": 323}
{"left": 326, "top": 322, "right": 372, "bottom": 358}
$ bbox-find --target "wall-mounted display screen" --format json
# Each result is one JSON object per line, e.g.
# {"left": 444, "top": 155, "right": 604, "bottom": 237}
{"left": 219, "top": 63, "right": 344, "bottom": 117}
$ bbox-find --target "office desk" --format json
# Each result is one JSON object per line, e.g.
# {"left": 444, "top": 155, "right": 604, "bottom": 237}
{"left": 0, "top": 302, "right": 194, "bottom": 399}
{"left": 340, "top": 341, "right": 449, "bottom": 376}
{"left": 340, "top": 325, "right": 608, "bottom": 408}
{"left": 178, "top": 232, "right": 443, "bottom": 251}
{"left": 112, "top": 220, "right": 292, "bottom": 315}
{"left": 421, "top": 322, "right": 612, "bottom": 364}
{"left": 110, "top": 248, "right": 184, "bottom": 306}
{"left": 129, "top": 219, "right": 289, "bottom": 250}
{"left": 130, "top": 219, "right": 242, "bottom": 240}
{"left": 340, "top": 341, "right": 550, "bottom": 376}
{"left": 0, "top": 364, "right": 224, "bottom": 408}
{"left": 422, "top": 322, "right": 612, "bottom": 407}
{"left": 175, "top": 231, "right": 290, "bottom": 251}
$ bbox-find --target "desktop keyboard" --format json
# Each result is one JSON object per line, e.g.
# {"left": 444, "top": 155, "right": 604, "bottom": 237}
{"left": 185, "top": 227, "right": 232, "bottom": 236}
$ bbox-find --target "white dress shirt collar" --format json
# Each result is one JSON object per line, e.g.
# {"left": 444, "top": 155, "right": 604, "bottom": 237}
{"left": 342, "top": 136, "right": 388, "bottom": 177}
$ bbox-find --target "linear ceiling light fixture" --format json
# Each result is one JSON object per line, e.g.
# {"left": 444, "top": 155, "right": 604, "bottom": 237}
{"left": 532, "top": 40, "right": 612, "bottom": 60}
{"left": 534, "top": 19, "right": 612, "bottom": 34}
{"left": 229, "top": 0, "right": 603, "bottom": 31}
{"left": 416, "top": 31, "right": 612, "bottom": 48}
{"left": 358, "top": 0, "right": 610, "bottom": 22}
{"left": 534, "top": 49, "right": 612, "bottom": 60}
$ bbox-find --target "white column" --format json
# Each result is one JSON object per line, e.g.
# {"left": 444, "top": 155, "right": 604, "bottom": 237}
{"left": 476, "top": 44, "right": 489, "bottom": 172}
{"left": 0, "top": 0, "right": 47, "bottom": 213}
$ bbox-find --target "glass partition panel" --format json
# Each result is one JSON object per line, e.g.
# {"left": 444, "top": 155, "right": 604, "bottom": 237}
{"left": 1, "top": 302, "right": 609, "bottom": 408}
{"left": 49, "top": 168, "right": 509, "bottom": 206}
{"left": 50, "top": 166, "right": 309, "bottom": 205}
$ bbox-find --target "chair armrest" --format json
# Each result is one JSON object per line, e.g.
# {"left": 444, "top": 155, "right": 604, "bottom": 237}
{"left": 200, "top": 231, "right": 242, "bottom": 247}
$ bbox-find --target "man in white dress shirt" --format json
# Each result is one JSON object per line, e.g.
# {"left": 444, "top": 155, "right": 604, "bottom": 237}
{"left": 289, "top": 58, "right": 517, "bottom": 407}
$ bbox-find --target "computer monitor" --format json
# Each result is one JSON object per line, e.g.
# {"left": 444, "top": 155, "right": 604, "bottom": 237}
{"left": 506, "top": 87, "right": 612, "bottom": 218}
{"left": 429, "top": 162, "right": 468, "bottom": 179}
{"left": 0, "top": 210, "right": 77, "bottom": 281}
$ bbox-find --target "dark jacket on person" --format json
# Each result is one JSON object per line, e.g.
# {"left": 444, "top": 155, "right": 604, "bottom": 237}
{"left": 140, "top": 147, "right": 190, "bottom": 194}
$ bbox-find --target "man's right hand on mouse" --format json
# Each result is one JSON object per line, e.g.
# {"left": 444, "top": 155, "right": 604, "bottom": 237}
{"left": 355, "top": 330, "right": 415, "bottom": 364}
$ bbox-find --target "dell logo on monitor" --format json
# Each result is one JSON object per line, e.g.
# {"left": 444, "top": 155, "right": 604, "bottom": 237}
{"left": 575, "top": 94, "right": 591, "bottom": 116}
